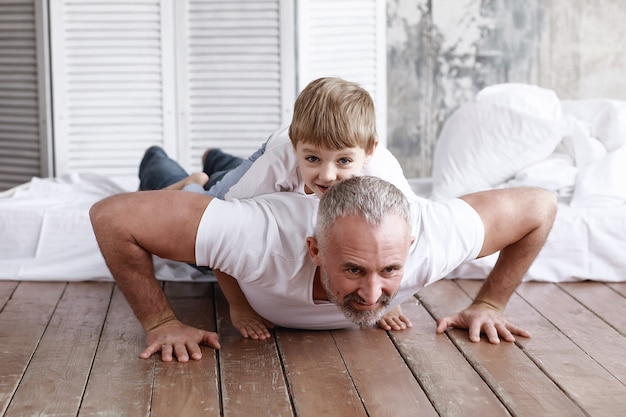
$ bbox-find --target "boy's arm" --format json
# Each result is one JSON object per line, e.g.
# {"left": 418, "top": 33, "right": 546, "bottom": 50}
{"left": 213, "top": 269, "right": 274, "bottom": 339}
{"left": 225, "top": 141, "right": 300, "bottom": 199}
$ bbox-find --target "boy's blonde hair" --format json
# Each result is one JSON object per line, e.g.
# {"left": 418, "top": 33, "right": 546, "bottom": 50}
{"left": 289, "top": 77, "right": 377, "bottom": 153}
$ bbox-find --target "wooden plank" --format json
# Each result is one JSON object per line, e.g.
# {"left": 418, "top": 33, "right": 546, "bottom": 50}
{"left": 419, "top": 279, "right": 588, "bottom": 417}
{"left": 5, "top": 282, "right": 113, "bottom": 416}
{"left": 519, "top": 281, "right": 626, "bottom": 378}
{"left": 607, "top": 282, "right": 626, "bottom": 298}
{"left": 0, "top": 282, "right": 66, "bottom": 416}
{"left": 215, "top": 286, "right": 293, "bottom": 417}
{"left": 461, "top": 279, "right": 626, "bottom": 417}
{"left": 513, "top": 281, "right": 626, "bottom": 413}
{"left": 332, "top": 326, "right": 439, "bottom": 417}
{"left": 277, "top": 328, "right": 367, "bottom": 417}
{"left": 389, "top": 297, "right": 511, "bottom": 417}
{"left": 151, "top": 282, "right": 221, "bottom": 417}
{"left": 79, "top": 286, "right": 155, "bottom": 417}
{"left": 559, "top": 281, "right": 626, "bottom": 335}
{"left": 0, "top": 281, "right": 18, "bottom": 309}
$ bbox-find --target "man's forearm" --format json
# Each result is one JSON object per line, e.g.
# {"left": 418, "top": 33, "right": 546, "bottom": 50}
{"left": 90, "top": 195, "right": 177, "bottom": 332}
{"left": 103, "top": 235, "right": 177, "bottom": 332}
{"left": 474, "top": 215, "right": 553, "bottom": 310}
{"left": 115, "top": 256, "right": 177, "bottom": 332}
{"left": 464, "top": 187, "right": 557, "bottom": 311}
{"left": 473, "top": 263, "right": 521, "bottom": 311}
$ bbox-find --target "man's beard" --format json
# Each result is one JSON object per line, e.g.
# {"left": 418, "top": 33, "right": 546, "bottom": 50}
{"left": 321, "top": 269, "right": 391, "bottom": 327}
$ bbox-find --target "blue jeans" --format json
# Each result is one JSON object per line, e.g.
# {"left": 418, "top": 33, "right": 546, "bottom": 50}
{"left": 138, "top": 144, "right": 266, "bottom": 199}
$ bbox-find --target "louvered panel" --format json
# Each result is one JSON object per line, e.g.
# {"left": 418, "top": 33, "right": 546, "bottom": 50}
{"left": 299, "top": 0, "right": 380, "bottom": 90}
{"left": 0, "top": 0, "right": 42, "bottom": 191}
{"left": 50, "top": 0, "right": 173, "bottom": 177}
{"left": 183, "top": 0, "right": 284, "bottom": 171}
{"left": 297, "top": 0, "right": 387, "bottom": 143}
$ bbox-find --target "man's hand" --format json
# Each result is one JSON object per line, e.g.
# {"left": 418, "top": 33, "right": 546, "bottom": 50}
{"left": 377, "top": 305, "right": 412, "bottom": 331}
{"left": 140, "top": 318, "right": 221, "bottom": 362}
{"left": 435, "top": 301, "right": 531, "bottom": 344}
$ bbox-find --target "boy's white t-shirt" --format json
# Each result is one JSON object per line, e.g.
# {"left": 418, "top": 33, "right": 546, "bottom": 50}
{"left": 195, "top": 193, "right": 484, "bottom": 330}
{"left": 224, "top": 126, "right": 419, "bottom": 201}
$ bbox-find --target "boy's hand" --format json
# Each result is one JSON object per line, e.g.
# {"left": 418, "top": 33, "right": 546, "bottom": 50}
{"left": 377, "top": 305, "right": 412, "bottom": 331}
{"left": 230, "top": 305, "right": 275, "bottom": 340}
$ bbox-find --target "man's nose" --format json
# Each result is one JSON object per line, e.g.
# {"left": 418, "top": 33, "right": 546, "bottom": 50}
{"left": 358, "top": 275, "right": 383, "bottom": 305}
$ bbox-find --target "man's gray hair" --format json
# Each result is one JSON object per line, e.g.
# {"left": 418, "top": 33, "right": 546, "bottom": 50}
{"left": 315, "top": 176, "right": 411, "bottom": 244}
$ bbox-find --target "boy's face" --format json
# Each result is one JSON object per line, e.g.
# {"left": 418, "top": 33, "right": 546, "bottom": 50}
{"left": 294, "top": 142, "right": 376, "bottom": 199}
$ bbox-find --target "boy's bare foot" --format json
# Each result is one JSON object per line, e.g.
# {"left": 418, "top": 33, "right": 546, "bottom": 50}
{"left": 377, "top": 305, "right": 412, "bottom": 331}
{"left": 163, "top": 172, "right": 209, "bottom": 191}
{"left": 186, "top": 172, "right": 209, "bottom": 187}
{"left": 230, "top": 305, "right": 274, "bottom": 340}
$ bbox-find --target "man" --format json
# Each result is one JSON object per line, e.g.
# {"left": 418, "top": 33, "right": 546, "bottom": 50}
{"left": 90, "top": 176, "right": 556, "bottom": 362}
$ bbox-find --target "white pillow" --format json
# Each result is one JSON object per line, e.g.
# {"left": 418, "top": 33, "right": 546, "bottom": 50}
{"left": 561, "top": 99, "right": 626, "bottom": 152}
{"left": 431, "top": 84, "right": 565, "bottom": 200}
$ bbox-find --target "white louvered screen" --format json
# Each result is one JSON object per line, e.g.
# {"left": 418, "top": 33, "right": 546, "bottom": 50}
{"left": 179, "top": 0, "right": 293, "bottom": 172}
{"left": 296, "top": 0, "right": 387, "bottom": 144}
{"left": 49, "top": 0, "right": 176, "bottom": 177}
{"left": 0, "top": 0, "right": 49, "bottom": 191}
{"left": 49, "top": 0, "right": 293, "bottom": 176}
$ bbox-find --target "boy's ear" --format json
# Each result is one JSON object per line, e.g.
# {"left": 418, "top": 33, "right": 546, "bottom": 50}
{"left": 365, "top": 141, "right": 378, "bottom": 163}
{"left": 306, "top": 236, "right": 322, "bottom": 266}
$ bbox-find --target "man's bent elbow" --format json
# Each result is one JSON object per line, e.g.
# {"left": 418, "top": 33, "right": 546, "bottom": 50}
{"left": 89, "top": 195, "right": 123, "bottom": 239}
{"left": 534, "top": 188, "right": 558, "bottom": 230}
{"left": 90, "top": 198, "right": 110, "bottom": 231}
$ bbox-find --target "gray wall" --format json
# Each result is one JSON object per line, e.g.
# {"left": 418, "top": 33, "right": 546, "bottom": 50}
{"left": 387, "top": 0, "right": 626, "bottom": 177}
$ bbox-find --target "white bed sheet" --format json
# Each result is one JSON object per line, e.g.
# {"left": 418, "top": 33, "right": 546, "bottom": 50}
{"left": 410, "top": 177, "right": 626, "bottom": 282}
{"left": 448, "top": 200, "right": 626, "bottom": 282}
{"left": 0, "top": 173, "right": 211, "bottom": 282}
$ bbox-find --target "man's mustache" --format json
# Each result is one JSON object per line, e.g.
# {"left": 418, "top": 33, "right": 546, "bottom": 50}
{"left": 343, "top": 292, "right": 391, "bottom": 308}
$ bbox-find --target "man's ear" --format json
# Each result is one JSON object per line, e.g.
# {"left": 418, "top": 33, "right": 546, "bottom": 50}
{"left": 306, "top": 236, "right": 322, "bottom": 266}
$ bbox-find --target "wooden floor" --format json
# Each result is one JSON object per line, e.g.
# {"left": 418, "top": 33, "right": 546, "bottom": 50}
{"left": 1, "top": 278, "right": 626, "bottom": 417}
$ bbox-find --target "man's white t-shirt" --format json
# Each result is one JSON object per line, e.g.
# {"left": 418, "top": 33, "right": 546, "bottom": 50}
{"left": 224, "top": 126, "right": 419, "bottom": 201}
{"left": 195, "top": 193, "right": 484, "bottom": 330}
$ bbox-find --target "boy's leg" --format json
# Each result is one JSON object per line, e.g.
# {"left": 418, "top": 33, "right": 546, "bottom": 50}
{"left": 206, "top": 143, "right": 267, "bottom": 198}
{"left": 139, "top": 146, "right": 190, "bottom": 190}
{"left": 163, "top": 172, "right": 209, "bottom": 191}
{"left": 205, "top": 160, "right": 253, "bottom": 196}
{"left": 202, "top": 148, "right": 245, "bottom": 176}
{"left": 202, "top": 149, "right": 245, "bottom": 191}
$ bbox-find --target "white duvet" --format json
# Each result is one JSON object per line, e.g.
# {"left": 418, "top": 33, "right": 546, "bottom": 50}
{"left": 433, "top": 84, "right": 626, "bottom": 282}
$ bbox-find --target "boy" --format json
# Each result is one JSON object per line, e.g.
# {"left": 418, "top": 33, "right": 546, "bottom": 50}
{"left": 139, "top": 77, "right": 418, "bottom": 339}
